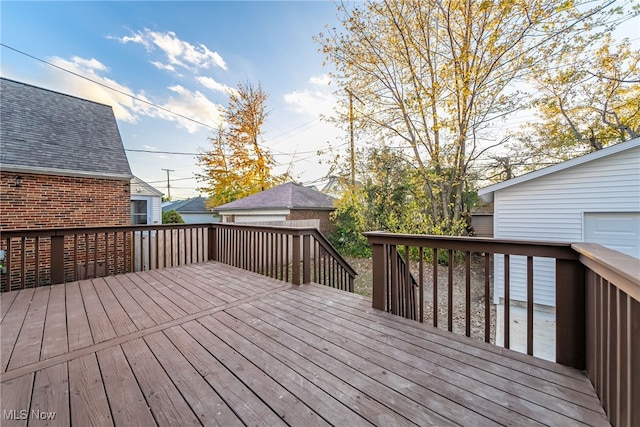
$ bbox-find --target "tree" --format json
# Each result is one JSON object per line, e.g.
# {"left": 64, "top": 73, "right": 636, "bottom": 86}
{"left": 328, "top": 145, "right": 469, "bottom": 257}
{"left": 509, "top": 34, "right": 640, "bottom": 170}
{"left": 318, "top": 0, "right": 627, "bottom": 232}
{"left": 197, "top": 82, "right": 283, "bottom": 207}
{"left": 162, "top": 210, "right": 185, "bottom": 224}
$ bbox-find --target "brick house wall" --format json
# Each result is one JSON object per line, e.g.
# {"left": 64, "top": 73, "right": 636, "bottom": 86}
{"left": 0, "top": 172, "right": 131, "bottom": 290}
{"left": 0, "top": 172, "right": 130, "bottom": 230}
{"left": 286, "top": 209, "right": 334, "bottom": 235}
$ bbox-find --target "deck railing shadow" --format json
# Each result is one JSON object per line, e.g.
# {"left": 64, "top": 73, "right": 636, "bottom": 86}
{"left": 364, "top": 231, "right": 639, "bottom": 427}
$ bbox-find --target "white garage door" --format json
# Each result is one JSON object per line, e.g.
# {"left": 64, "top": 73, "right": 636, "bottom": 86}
{"left": 584, "top": 212, "right": 640, "bottom": 258}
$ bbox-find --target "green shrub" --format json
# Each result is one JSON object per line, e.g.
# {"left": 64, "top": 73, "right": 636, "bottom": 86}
{"left": 162, "top": 210, "right": 185, "bottom": 224}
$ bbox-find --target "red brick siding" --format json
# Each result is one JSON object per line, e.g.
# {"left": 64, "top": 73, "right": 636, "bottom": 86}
{"left": 285, "top": 209, "right": 334, "bottom": 235}
{"left": 0, "top": 172, "right": 131, "bottom": 290}
{"left": 0, "top": 172, "right": 130, "bottom": 229}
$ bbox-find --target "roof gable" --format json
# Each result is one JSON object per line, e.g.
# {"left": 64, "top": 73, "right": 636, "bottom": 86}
{"left": 214, "top": 182, "right": 336, "bottom": 211}
{"left": 478, "top": 137, "right": 640, "bottom": 202}
{"left": 0, "top": 78, "right": 132, "bottom": 179}
{"left": 163, "top": 197, "right": 211, "bottom": 213}
{"left": 131, "top": 176, "right": 164, "bottom": 197}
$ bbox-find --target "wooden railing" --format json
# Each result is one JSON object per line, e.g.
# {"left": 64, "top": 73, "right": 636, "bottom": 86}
{"left": 364, "top": 231, "right": 639, "bottom": 427}
{"left": 573, "top": 243, "right": 639, "bottom": 427}
{"left": 0, "top": 224, "right": 210, "bottom": 292}
{"left": 211, "top": 223, "right": 357, "bottom": 291}
{"left": 0, "top": 223, "right": 356, "bottom": 293}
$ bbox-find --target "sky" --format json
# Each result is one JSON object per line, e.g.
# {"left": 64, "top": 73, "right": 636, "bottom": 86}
{"left": 1, "top": 1, "right": 638, "bottom": 201}
{"left": 1, "top": 1, "right": 346, "bottom": 199}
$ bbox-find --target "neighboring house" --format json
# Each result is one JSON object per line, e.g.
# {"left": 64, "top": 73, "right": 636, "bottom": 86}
{"left": 0, "top": 78, "right": 133, "bottom": 230}
{"left": 321, "top": 175, "right": 349, "bottom": 198}
{"left": 131, "top": 177, "right": 163, "bottom": 225}
{"left": 478, "top": 137, "right": 640, "bottom": 307}
{"left": 213, "top": 182, "right": 336, "bottom": 235}
{"left": 162, "top": 197, "right": 219, "bottom": 224}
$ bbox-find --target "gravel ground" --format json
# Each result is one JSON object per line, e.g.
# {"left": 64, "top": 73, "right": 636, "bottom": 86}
{"left": 347, "top": 255, "right": 497, "bottom": 344}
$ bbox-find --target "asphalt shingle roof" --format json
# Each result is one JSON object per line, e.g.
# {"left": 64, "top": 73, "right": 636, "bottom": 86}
{"left": 0, "top": 78, "right": 132, "bottom": 179}
{"left": 214, "top": 182, "right": 336, "bottom": 211}
{"left": 163, "top": 197, "right": 210, "bottom": 213}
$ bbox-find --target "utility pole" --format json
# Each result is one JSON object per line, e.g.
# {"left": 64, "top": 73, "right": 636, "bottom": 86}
{"left": 162, "top": 168, "right": 175, "bottom": 200}
{"left": 349, "top": 90, "right": 355, "bottom": 187}
{"left": 346, "top": 88, "right": 363, "bottom": 187}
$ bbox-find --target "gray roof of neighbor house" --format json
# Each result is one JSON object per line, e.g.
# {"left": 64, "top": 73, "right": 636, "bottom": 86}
{"left": 214, "top": 182, "right": 336, "bottom": 212}
{"left": 0, "top": 78, "right": 132, "bottom": 179}
{"left": 163, "top": 197, "right": 211, "bottom": 214}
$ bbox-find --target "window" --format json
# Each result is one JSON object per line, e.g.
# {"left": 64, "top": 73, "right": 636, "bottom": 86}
{"left": 131, "top": 200, "right": 148, "bottom": 225}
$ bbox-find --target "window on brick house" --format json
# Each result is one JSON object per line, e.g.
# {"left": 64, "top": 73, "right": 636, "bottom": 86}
{"left": 131, "top": 200, "right": 148, "bottom": 225}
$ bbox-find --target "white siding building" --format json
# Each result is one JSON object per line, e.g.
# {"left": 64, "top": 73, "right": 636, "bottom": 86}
{"left": 478, "top": 138, "right": 640, "bottom": 307}
{"left": 130, "top": 177, "right": 163, "bottom": 225}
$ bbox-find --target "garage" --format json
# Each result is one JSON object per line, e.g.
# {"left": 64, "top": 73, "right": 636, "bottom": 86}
{"left": 479, "top": 137, "right": 640, "bottom": 307}
{"left": 584, "top": 212, "right": 640, "bottom": 259}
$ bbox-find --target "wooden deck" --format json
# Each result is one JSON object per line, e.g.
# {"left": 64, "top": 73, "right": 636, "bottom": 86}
{"left": 0, "top": 261, "right": 609, "bottom": 426}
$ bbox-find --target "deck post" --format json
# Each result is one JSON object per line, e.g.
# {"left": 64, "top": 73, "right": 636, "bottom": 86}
{"left": 556, "top": 258, "right": 586, "bottom": 369}
{"left": 292, "top": 234, "right": 301, "bottom": 285}
{"left": 303, "top": 234, "right": 311, "bottom": 284}
{"left": 208, "top": 226, "right": 218, "bottom": 261}
{"left": 372, "top": 242, "right": 386, "bottom": 311}
{"left": 51, "top": 234, "right": 65, "bottom": 285}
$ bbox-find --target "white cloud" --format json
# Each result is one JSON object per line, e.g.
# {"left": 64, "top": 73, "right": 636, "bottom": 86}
{"left": 70, "top": 56, "right": 108, "bottom": 72}
{"left": 283, "top": 74, "right": 336, "bottom": 118}
{"left": 150, "top": 61, "right": 177, "bottom": 73}
{"left": 113, "top": 28, "right": 227, "bottom": 72}
{"left": 196, "top": 76, "right": 237, "bottom": 96}
{"left": 47, "top": 56, "right": 149, "bottom": 123}
{"left": 44, "top": 56, "right": 223, "bottom": 133}
{"left": 309, "top": 74, "right": 331, "bottom": 86}
{"left": 153, "top": 85, "right": 224, "bottom": 133}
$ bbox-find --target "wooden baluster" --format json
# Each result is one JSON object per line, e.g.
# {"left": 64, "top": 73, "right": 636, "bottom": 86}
{"left": 433, "top": 248, "right": 438, "bottom": 328}
{"left": 504, "top": 254, "right": 510, "bottom": 349}
{"left": 484, "top": 253, "right": 491, "bottom": 343}
{"left": 527, "top": 255, "right": 534, "bottom": 356}
{"left": 419, "top": 247, "right": 424, "bottom": 323}
{"left": 466, "top": 251, "right": 471, "bottom": 337}
{"left": 448, "top": 249, "right": 453, "bottom": 332}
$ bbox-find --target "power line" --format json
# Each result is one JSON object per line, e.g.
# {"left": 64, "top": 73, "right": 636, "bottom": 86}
{"left": 1, "top": 43, "right": 336, "bottom": 158}
{"left": 0, "top": 43, "right": 222, "bottom": 131}
{"left": 126, "top": 149, "right": 200, "bottom": 156}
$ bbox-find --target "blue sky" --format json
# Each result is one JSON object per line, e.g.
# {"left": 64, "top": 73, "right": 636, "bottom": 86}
{"left": 2, "top": 2, "right": 638, "bottom": 200}
{"left": 1, "top": 1, "right": 345, "bottom": 199}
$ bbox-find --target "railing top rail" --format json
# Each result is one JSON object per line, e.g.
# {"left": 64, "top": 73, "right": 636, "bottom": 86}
{"left": 1, "top": 223, "right": 211, "bottom": 238}
{"left": 363, "top": 231, "right": 579, "bottom": 260}
{"left": 573, "top": 243, "right": 640, "bottom": 301}
{"left": 211, "top": 222, "right": 319, "bottom": 235}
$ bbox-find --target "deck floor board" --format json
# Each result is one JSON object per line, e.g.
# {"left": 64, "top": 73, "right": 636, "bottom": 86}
{"left": 281, "top": 285, "right": 601, "bottom": 408}
{"left": 265, "top": 292, "right": 593, "bottom": 426}
{"left": 1, "top": 288, "right": 35, "bottom": 372}
{"left": 65, "top": 281, "right": 94, "bottom": 352}
{"left": 92, "top": 277, "right": 139, "bottom": 336}
{"left": 40, "top": 283, "right": 69, "bottom": 360}
{"left": 7, "top": 286, "right": 50, "bottom": 370}
{"left": 0, "top": 261, "right": 609, "bottom": 426}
